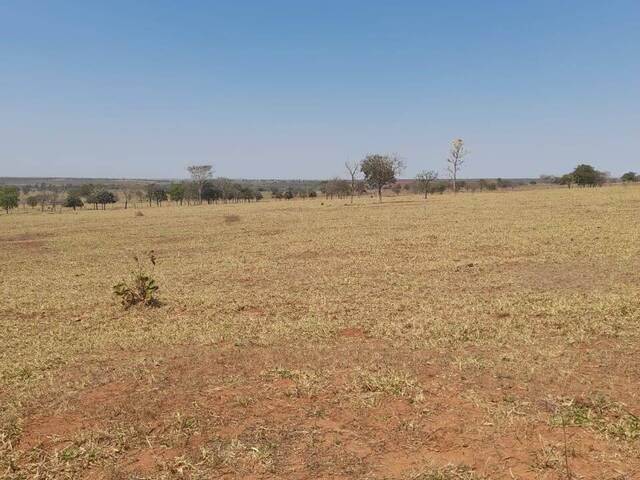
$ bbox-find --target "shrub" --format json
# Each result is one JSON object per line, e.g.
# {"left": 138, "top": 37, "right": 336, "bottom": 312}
{"left": 113, "top": 251, "right": 160, "bottom": 309}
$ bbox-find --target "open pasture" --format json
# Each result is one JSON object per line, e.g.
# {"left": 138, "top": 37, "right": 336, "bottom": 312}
{"left": 1, "top": 186, "right": 640, "bottom": 479}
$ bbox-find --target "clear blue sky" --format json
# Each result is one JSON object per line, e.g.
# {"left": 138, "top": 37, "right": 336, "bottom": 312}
{"left": 1, "top": 1, "right": 638, "bottom": 179}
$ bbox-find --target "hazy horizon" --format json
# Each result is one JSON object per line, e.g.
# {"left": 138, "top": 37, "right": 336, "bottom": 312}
{"left": 1, "top": 1, "right": 638, "bottom": 179}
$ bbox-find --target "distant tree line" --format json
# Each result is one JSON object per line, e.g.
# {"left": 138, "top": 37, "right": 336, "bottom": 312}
{"left": 1, "top": 149, "right": 638, "bottom": 214}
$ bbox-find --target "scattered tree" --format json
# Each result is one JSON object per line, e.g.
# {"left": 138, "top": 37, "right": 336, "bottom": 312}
{"left": 415, "top": 170, "right": 438, "bottom": 199}
{"left": 345, "top": 160, "right": 360, "bottom": 204}
{"left": 560, "top": 173, "right": 575, "bottom": 188}
{"left": 26, "top": 195, "right": 39, "bottom": 209}
{"left": 168, "top": 183, "right": 186, "bottom": 205}
{"left": 96, "top": 190, "right": 117, "bottom": 210}
{"left": 571, "top": 164, "right": 603, "bottom": 187}
{"left": 187, "top": 165, "right": 213, "bottom": 204}
{"left": 64, "top": 193, "right": 84, "bottom": 211}
{"left": 446, "top": 138, "right": 467, "bottom": 193}
{"left": 360, "top": 154, "right": 405, "bottom": 202}
{"left": 621, "top": 171, "right": 637, "bottom": 182}
{"left": 121, "top": 188, "right": 135, "bottom": 209}
{"left": 0, "top": 186, "right": 19, "bottom": 213}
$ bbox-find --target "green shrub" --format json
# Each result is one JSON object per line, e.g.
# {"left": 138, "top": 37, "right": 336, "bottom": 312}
{"left": 113, "top": 251, "right": 160, "bottom": 309}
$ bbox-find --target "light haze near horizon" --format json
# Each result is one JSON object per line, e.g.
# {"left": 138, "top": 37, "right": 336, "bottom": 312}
{"left": 1, "top": 1, "right": 638, "bottom": 180}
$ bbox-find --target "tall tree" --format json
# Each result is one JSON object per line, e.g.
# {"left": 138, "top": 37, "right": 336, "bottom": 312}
{"left": 447, "top": 139, "right": 467, "bottom": 193}
{"left": 360, "top": 154, "right": 405, "bottom": 202}
{"left": 187, "top": 165, "right": 213, "bottom": 204}
{"left": 415, "top": 170, "right": 438, "bottom": 199}
{"left": 345, "top": 160, "right": 360, "bottom": 204}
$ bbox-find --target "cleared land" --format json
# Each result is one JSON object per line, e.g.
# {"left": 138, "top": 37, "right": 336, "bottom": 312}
{"left": 1, "top": 186, "right": 640, "bottom": 479}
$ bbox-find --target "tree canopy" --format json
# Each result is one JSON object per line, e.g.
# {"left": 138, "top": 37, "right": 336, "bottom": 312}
{"left": 571, "top": 164, "right": 606, "bottom": 187}
{"left": 0, "top": 186, "right": 19, "bottom": 213}
{"left": 360, "top": 154, "right": 405, "bottom": 202}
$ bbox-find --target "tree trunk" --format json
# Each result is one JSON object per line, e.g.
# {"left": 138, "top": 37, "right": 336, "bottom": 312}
{"left": 378, "top": 186, "right": 382, "bottom": 202}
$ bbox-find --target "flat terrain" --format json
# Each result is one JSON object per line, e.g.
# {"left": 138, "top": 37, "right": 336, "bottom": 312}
{"left": 1, "top": 186, "right": 640, "bottom": 479}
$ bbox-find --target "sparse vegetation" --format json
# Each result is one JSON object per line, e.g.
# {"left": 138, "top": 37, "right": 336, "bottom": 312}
{"left": 112, "top": 251, "right": 160, "bottom": 309}
{"left": 2, "top": 186, "right": 640, "bottom": 478}
{"left": 550, "top": 394, "right": 640, "bottom": 442}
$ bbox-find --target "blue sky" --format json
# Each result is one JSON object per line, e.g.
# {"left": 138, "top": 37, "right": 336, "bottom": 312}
{"left": 1, "top": 1, "right": 638, "bottom": 179}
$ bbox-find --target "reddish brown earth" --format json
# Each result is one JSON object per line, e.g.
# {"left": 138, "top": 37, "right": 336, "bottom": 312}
{"left": 15, "top": 338, "right": 640, "bottom": 479}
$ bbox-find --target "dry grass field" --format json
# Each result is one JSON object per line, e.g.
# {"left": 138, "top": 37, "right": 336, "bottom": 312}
{"left": 1, "top": 186, "right": 640, "bottom": 479}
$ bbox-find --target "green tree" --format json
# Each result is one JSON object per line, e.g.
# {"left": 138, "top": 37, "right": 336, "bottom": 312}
{"left": 96, "top": 190, "right": 117, "bottom": 210}
{"left": 0, "top": 186, "right": 19, "bottom": 213}
{"left": 560, "top": 173, "right": 574, "bottom": 188}
{"left": 621, "top": 171, "right": 637, "bottom": 182}
{"left": 168, "top": 183, "right": 186, "bottom": 205}
{"left": 360, "top": 154, "right": 405, "bottom": 202}
{"left": 64, "top": 193, "right": 84, "bottom": 211}
{"left": 571, "top": 164, "right": 599, "bottom": 187}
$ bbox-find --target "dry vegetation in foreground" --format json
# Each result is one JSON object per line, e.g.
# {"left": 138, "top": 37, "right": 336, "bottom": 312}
{"left": 1, "top": 186, "right": 640, "bottom": 479}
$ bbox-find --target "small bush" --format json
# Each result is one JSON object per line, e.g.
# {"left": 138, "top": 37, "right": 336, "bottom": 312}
{"left": 135, "top": 210, "right": 144, "bottom": 217}
{"left": 113, "top": 251, "right": 160, "bottom": 309}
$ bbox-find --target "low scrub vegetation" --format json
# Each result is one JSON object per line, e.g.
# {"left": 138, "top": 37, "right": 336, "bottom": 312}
{"left": 112, "top": 251, "right": 160, "bottom": 309}
{"left": 2, "top": 186, "right": 640, "bottom": 478}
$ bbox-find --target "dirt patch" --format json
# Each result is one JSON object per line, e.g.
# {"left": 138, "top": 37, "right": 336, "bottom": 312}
{"left": 501, "top": 259, "right": 637, "bottom": 292}
{"left": 19, "top": 414, "right": 87, "bottom": 450}
{"left": 339, "top": 327, "right": 366, "bottom": 338}
{"left": 0, "top": 233, "right": 51, "bottom": 250}
{"left": 12, "top": 342, "right": 640, "bottom": 479}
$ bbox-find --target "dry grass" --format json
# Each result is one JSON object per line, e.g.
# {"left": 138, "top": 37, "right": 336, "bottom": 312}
{"left": 1, "top": 186, "right": 640, "bottom": 478}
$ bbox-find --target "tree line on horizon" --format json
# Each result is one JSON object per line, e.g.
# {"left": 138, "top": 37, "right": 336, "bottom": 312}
{"left": 1, "top": 139, "right": 638, "bottom": 214}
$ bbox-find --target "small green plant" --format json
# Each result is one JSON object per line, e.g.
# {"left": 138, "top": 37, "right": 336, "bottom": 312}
{"left": 113, "top": 251, "right": 160, "bottom": 309}
{"left": 550, "top": 394, "right": 640, "bottom": 442}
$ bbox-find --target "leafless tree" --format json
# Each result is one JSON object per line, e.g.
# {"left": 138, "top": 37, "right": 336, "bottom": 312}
{"left": 121, "top": 188, "right": 134, "bottom": 209}
{"left": 345, "top": 160, "right": 360, "bottom": 204}
{"left": 446, "top": 139, "right": 467, "bottom": 193}
{"left": 187, "top": 165, "right": 213, "bottom": 204}
{"left": 415, "top": 170, "right": 438, "bottom": 199}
